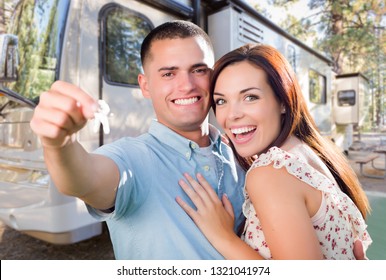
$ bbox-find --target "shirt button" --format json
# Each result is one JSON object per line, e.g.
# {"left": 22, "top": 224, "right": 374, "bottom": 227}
{"left": 190, "top": 143, "right": 197, "bottom": 149}
{"left": 203, "top": 165, "right": 210, "bottom": 171}
{"left": 185, "top": 152, "right": 191, "bottom": 158}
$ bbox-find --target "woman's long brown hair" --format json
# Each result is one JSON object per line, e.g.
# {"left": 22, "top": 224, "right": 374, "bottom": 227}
{"left": 210, "top": 44, "right": 370, "bottom": 218}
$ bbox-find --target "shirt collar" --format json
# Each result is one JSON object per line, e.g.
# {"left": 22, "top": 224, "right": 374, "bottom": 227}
{"left": 148, "top": 120, "right": 222, "bottom": 159}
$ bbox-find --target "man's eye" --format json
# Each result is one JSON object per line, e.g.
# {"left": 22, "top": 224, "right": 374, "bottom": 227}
{"left": 162, "top": 72, "right": 173, "bottom": 78}
{"left": 193, "top": 68, "right": 209, "bottom": 74}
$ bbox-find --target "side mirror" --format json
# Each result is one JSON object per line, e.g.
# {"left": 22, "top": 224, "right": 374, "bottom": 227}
{"left": 0, "top": 34, "right": 19, "bottom": 82}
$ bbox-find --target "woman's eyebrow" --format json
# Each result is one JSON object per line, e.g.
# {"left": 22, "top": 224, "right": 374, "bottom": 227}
{"left": 213, "top": 87, "right": 263, "bottom": 96}
{"left": 240, "top": 87, "right": 263, "bottom": 93}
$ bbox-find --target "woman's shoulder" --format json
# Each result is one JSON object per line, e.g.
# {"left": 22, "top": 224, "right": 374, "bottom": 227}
{"left": 246, "top": 148, "right": 300, "bottom": 193}
{"left": 249, "top": 146, "right": 300, "bottom": 170}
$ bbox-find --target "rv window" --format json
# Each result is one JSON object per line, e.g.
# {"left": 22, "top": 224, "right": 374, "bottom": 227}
{"left": 338, "top": 90, "right": 356, "bottom": 106}
{"left": 102, "top": 6, "right": 153, "bottom": 86}
{"left": 4, "top": 0, "right": 70, "bottom": 101}
{"left": 309, "top": 69, "right": 326, "bottom": 104}
{"left": 287, "top": 45, "right": 296, "bottom": 73}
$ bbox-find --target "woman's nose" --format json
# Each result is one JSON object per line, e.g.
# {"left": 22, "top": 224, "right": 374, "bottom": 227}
{"left": 228, "top": 102, "right": 244, "bottom": 120}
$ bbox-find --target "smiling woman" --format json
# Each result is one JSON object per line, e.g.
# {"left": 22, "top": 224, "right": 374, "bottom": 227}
{"left": 177, "top": 43, "right": 372, "bottom": 260}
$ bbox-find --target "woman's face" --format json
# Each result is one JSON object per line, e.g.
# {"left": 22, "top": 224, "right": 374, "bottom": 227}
{"left": 213, "top": 61, "right": 284, "bottom": 157}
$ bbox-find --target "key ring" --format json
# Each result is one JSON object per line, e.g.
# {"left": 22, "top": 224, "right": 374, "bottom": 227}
{"left": 93, "top": 100, "right": 110, "bottom": 134}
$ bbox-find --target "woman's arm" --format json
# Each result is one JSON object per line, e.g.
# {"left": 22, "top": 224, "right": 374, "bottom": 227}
{"left": 176, "top": 173, "right": 264, "bottom": 259}
{"left": 246, "top": 166, "right": 324, "bottom": 259}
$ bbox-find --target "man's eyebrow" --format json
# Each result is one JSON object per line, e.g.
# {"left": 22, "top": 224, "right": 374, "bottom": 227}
{"left": 158, "top": 66, "right": 178, "bottom": 72}
{"left": 191, "top": 63, "right": 209, "bottom": 68}
{"left": 158, "top": 63, "right": 209, "bottom": 72}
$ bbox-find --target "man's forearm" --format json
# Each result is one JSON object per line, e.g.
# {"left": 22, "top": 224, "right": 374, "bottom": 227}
{"left": 43, "top": 140, "right": 119, "bottom": 209}
{"left": 44, "top": 141, "right": 93, "bottom": 196}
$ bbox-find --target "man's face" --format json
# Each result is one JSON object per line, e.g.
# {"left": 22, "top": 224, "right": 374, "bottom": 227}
{"left": 138, "top": 37, "right": 214, "bottom": 135}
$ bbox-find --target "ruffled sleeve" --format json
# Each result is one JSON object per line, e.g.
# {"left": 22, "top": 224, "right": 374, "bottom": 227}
{"left": 248, "top": 146, "right": 337, "bottom": 194}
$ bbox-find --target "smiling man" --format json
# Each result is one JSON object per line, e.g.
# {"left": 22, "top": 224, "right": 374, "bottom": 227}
{"left": 30, "top": 20, "right": 245, "bottom": 260}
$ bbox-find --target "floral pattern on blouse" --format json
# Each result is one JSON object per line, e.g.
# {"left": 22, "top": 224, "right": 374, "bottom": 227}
{"left": 241, "top": 146, "right": 372, "bottom": 259}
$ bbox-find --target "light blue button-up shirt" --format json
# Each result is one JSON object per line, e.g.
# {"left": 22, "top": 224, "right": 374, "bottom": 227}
{"left": 88, "top": 120, "right": 245, "bottom": 260}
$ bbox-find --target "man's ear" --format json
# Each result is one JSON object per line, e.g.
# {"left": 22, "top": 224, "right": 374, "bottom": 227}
{"left": 138, "top": 73, "right": 150, "bottom": 99}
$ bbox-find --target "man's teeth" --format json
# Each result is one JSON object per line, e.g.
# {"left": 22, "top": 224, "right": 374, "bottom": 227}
{"left": 231, "top": 127, "right": 255, "bottom": 135}
{"left": 174, "top": 97, "right": 199, "bottom": 105}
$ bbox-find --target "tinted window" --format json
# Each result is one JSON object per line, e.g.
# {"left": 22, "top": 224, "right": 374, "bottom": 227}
{"left": 102, "top": 5, "right": 153, "bottom": 86}
{"left": 287, "top": 45, "right": 296, "bottom": 73}
{"left": 338, "top": 90, "right": 356, "bottom": 106}
{"left": 5, "top": 0, "right": 69, "bottom": 101}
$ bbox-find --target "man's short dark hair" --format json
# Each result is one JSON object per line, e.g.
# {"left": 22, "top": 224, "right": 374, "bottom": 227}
{"left": 140, "top": 20, "right": 213, "bottom": 68}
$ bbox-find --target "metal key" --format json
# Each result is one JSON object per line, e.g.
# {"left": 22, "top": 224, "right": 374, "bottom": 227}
{"left": 93, "top": 100, "right": 110, "bottom": 134}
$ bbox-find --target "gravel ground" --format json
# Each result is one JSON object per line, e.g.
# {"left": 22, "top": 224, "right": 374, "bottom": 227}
{"left": 0, "top": 222, "right": 114, "bottom": 260}
{"left": 346, "top": 133, "right": 386, "bottom": 193}
{"left": 1, "top": 133, "right": 385, "bottom": 260}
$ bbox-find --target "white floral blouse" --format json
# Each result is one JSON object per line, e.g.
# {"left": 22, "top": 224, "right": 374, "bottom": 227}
{"left": 241, "top": 146, "right": 372, "bottom": 259}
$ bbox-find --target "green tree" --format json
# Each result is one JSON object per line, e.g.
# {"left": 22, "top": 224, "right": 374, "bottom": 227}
{"left": 0, "top": 0, "right": 19, "bottom": 33}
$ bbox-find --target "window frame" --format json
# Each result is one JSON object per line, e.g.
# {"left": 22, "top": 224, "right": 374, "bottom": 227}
{"left": 287, "top": 44, "right": 296, "bottom": 73}
{"left": 308, "top": 68, "right": 327, "bottom": 104}
{"left": 4, "top": 0, "right": 70, "bottom": 102}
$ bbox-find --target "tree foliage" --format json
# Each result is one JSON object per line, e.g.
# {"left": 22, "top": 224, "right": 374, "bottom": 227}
{"left": 267, "top": 0, "right": 385, "bottom": 126}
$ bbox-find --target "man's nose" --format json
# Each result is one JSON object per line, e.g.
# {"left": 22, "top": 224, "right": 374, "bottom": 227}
{"left": 177, "top": 72, "right": 195, "bottom": 92}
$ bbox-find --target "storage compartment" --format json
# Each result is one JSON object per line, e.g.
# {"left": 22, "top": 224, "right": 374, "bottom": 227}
{"left": 333, "top": 73, "right": 369, "bottom": 125}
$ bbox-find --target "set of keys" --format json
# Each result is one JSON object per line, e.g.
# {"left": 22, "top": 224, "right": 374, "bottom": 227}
{"left": 93, "top": 99, "right": 110, "bottom": 134}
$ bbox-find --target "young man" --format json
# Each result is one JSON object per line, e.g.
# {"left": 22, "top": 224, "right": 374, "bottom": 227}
{"left": 30, "top": 20, "right": 245, "bottom": 259}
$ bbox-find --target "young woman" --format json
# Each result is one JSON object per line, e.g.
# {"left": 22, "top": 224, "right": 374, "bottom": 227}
{"left": 176, "top": 44, "right": 372, "bottom": 260}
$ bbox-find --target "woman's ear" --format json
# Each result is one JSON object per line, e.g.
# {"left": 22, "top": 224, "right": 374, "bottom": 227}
{"left": 281, "top": 104, "right": 286, "bottom": 114}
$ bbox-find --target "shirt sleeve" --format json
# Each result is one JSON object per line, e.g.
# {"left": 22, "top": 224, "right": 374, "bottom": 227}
{"left": 87, "top": 137, "right": 153, "bottom": 220}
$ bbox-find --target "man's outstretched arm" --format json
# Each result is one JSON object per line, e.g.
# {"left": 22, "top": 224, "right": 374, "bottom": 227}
{"left": 31, "top": 81, "right": 119, "bottom": 210}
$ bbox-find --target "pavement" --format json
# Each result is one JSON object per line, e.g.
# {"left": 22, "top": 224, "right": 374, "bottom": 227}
{"left": 346, "top": 133, "right": 386, "bottom": 193}
{"left": 347, "top": 133, "right": 386, "bottom": 260}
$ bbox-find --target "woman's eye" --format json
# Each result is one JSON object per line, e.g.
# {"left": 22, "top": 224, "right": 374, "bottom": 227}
{"left": 215, "top": 98, "right": 225, "bottom": 105}
{"left": 245, "top": 95, "right": 258, "bottom": 101}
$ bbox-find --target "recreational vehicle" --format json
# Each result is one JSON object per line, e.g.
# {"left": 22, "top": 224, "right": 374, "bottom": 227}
{"left": 0, "top": 0, "right": 364, "bottom": 244}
